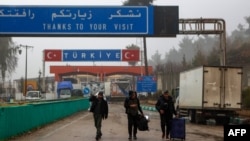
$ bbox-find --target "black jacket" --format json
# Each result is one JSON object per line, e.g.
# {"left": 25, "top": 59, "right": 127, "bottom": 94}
{"left": 155, "top": 95, "right": 177, "bottom": 118}
{"left": 90, "top": 97, "right": 108, "bottom": 119}
{"left": 124, "top": 97, "right": 143, "bottom": 115}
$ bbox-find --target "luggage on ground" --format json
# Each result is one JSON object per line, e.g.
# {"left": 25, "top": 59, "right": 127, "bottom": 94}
{"left": 170, "top": 118, "right": 185, "bottom": 140}
{"left": 137, "top": 114, "right": 149, "bottom": 131}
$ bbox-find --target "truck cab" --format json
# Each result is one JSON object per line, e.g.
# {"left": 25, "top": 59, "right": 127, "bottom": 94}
{"left": 59, "top": 89, "right": 72, "bottom": 98}
{"left": 25, "top": 91, "right": 43, "bottom": 100}
{"left": 172, "top": 87, "right": 180, "bottom": 111}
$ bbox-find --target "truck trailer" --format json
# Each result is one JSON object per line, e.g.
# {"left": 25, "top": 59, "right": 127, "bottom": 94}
{"left": 175, "top": 66, "right": 242, "bottom": 124}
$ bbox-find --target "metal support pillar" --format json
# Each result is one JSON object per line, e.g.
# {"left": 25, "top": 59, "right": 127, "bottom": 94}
{"left": 179, "top": 18, "right": 226, "bottom": 66}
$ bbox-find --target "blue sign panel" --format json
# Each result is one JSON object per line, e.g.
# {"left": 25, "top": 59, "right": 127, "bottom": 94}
{"left": 136, "top": 76, "right": 157, "bottom": 93}
{"left": 83, "top": 87, "right": 90, "bottom": 95}
{"left": 63, "top": 49, "right": 121, "bottom": 61}
{"left": 0, "top": 6, "right": 153, "bottom": 35}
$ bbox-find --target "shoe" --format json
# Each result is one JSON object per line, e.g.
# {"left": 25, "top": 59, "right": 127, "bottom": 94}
{"left": 162, "top": 133, "right": 165, "bottom": 139}
{"left": 166, "top": 135, "right": 169, "bottom": 139}
{"left": 95, "top": 133, "right": 102, "bottom": 140}
{"left": 134, "top": 136, "right": 137, "bottom": 140}
{"left": 95, "top": 136, "right": 99, "bottom": 140}
{"left": 128, "top": 135, "right": 132, "bottom": 140}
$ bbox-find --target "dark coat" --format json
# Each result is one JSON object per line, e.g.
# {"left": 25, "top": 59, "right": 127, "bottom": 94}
{"left": 90, "top": 97, "right": 108, "bottom": 119}
{"left": 124, "top": 97, "right": 143, "bottom": 115}
{"left": 155, "top": 95, "right": 177, "bottom": 119}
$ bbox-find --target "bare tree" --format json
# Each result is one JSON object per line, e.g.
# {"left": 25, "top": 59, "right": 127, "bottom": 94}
{"left": 245, "top": 16, "right": 250, "bottom": 35}
{"left": 0, "top": 37, "right": 18, "bottom": 82}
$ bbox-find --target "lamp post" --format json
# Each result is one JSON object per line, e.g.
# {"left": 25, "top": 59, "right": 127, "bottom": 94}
{"left": 38, "top": 69, "right": 41, "bottom": 92}
{"left": 18, "top": 44, "right": 33, "bottom": 96}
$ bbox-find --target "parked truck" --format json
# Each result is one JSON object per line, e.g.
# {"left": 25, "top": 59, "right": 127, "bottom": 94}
{"left": 25, "top": 91, "right": 43, "bottom": 101}
{"left": 57, "top": 81, "right": 73, "bottom": 99}
{"left": 175, "top": 66, "right": 242, "bottom": 124}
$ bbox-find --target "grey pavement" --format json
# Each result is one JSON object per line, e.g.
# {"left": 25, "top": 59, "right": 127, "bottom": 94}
{"left": 9, "top": 103, "right": 162, "bottom": 141}
{"left": 9, "top": 103, "right": 224, "bottom": 141}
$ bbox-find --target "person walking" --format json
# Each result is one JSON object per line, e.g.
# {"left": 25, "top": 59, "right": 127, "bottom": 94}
{"left": 155, "top": 90, "right": 177, "bottom": 140}
{"left": 89, "top": 91, "right": 109, "bottom": 140}
{"left": 124, "top": 90, "right": 144, "bottom": 140}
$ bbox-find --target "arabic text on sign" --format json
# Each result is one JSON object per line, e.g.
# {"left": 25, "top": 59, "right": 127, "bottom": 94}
{"left": 0, "top": 6, "right": 151, "bottom": 34}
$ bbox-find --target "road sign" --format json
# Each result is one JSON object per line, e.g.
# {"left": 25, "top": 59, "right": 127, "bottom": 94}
{"left": 0, "top": 6, "right": 153, "bottom": 35}
{"left": 83, "top": 87, "right": 90, "bottom": 95}
{"left": 136, "top": 76, "right": 157, "bottom": 93}
{"left": 63, "top": 49, "right": 121, "bottom": 61}
{"left": 0, "top": 6, "right": 179, "bottom": 37}
{"left": 44, "top": 49, "right": 140, "bottom": 62}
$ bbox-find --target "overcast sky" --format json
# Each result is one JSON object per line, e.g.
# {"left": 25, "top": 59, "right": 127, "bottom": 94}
{"left": 1, "top": 0, "right": 250, "bottom": 80}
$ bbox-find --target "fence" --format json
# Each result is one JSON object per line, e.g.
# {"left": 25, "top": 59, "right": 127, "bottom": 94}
{"left": 0, "top": 98, "right": 89, "bottom": 140}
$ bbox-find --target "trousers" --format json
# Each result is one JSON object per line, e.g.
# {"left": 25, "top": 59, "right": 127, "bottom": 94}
{"left": 127, "top": 114, "right": 138, "bottom": 136}
{"left": 94, "top": 114, "right": 103, "bottom": 136}
{"left": 160, "top": 114, "right": 172, "bottom": 136}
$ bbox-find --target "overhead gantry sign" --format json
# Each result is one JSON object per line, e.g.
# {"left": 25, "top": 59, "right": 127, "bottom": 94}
{"left": 0, "top": 5, "right": 179, "bottom": 37}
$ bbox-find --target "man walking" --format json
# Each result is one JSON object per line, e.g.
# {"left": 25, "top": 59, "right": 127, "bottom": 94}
{"left": 89, "top": 91, "right": 109, "bottom": 140}
{"left": 155, "top": 90, "right": 177, "bottom": 140}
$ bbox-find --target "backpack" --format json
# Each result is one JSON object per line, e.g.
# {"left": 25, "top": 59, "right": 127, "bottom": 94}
{"left": 137, "top": 114, "right": 149, "bottom": 131}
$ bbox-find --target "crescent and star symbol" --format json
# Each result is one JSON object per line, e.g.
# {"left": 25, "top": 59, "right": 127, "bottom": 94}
{"left": 124, "top": 52, "right": 133, "bottom": 59}
{"left": 47, "top": 52, "right": 57, "bottom": 59}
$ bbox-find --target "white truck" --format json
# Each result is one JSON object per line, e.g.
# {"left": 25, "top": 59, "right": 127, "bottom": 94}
{"left": 25, "top": 91, "right": 43, "bottom": 100}
{"left": 175, "top": 66, "right": 242, "bottom": 124}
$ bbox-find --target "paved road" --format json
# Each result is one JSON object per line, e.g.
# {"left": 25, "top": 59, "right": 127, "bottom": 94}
{"left": 8, "top": 103, "right": 224, "bottom": 141}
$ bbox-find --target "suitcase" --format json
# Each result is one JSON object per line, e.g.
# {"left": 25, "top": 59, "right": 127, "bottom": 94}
{"left": 170, "top": 118, "right": 185, "bottom": 140}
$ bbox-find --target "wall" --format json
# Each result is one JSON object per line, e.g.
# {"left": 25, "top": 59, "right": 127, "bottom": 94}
{"left": 0, "top": 98, "right": 89, "bottom": 140}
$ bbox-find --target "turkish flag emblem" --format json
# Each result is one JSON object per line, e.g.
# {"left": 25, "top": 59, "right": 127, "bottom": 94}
{"left": 152, "top": 76, "right": 157, "bottom": 81}
{"left": 44, "top": 50, "right": 62, "bottom": 61}
{"left": 138, "top": 76, "right": 143, "bottom": 81}
{"left": 122, "top": 49, "right": 140, "bottom": 61}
